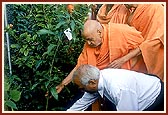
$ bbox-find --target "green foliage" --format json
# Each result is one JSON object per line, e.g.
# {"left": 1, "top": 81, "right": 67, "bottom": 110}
{"left": 4, "top": 75, "right": 22, "bottom": 110}
{"left": 5, "top": 4, "right": 90, "bottom": 111}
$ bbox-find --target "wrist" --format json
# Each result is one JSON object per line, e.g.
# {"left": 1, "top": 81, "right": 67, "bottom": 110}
{"left": 61, "top": 83, "right": 66, "bottom": 87}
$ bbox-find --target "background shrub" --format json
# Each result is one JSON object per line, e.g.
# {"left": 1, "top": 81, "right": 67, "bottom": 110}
{"left": 4, "top": 4, "right": 90, "bottom": 111}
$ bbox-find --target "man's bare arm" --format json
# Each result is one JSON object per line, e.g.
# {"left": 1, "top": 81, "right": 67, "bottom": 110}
{"left": 56, "top": 67, "right": 77, "bottom": 93}
{"left": 107, "top": 47, "right": 141, "bottom": 68}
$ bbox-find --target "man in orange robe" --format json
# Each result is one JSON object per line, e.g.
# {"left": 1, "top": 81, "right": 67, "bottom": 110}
{"left": 97, "top": 4, "right": 164, "bottom": 81}
{"left": 77, "top": 22, "right": 144, "bottom": 71}
{"left": 96, "top": 4, "right": 147, "bottom": 76}
{"left": 125, "top": 4, "right": 164, "bottom": 81}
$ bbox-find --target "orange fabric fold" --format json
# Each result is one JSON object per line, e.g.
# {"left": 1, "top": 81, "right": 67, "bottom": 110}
{"left": 76, "top": 23, "right": 144, "bottom": 71}
{"left": 129, "top": 4, "right": 164, "bottom": 80}
{"left": 97, "top": 4, "right": 129, "bottom": 24}
{"left": 108, "top": 23, "right": 145, "bottom": 70}
{"left": 97, "top": 4, "right": 147, "bottom": 74}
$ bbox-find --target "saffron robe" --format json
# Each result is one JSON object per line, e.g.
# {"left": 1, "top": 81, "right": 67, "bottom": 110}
{"left": 76, "top": 23, "right": 144, "bottom": 73}
{"left": 128, "top": 4, "right": 164, "bottom": 81}
{"left": 97, "top": 4, "right": 147, "bottom": 74}
{"left": 97, "top": 4, "right": 129, "bottom": 24}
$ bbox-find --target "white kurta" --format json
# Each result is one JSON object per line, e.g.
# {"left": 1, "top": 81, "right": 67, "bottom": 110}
{"left": 67, "top": 69, "right": 161, "bottom": 111}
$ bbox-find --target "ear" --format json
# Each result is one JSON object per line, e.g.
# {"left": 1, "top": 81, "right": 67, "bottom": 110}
{"left": 97, "top": 29, "right": 101, "bottom": 35}
{"left": 97, "top": 29, "right": 103, "bottom": 38}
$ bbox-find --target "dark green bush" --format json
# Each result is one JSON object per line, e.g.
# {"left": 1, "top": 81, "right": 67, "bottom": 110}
{"left": 4, "top": 4, "right": 90, "bottom": 111}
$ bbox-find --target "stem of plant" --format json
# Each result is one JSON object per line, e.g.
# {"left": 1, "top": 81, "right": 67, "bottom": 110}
{"left": 46, "top": 38, "right": 61, "bottom": 110}
{"left": 46, "top": 96, "right": 49, "bottom": 111}
{"left": 49, "top": 38, "right": 61, "bottom": 75}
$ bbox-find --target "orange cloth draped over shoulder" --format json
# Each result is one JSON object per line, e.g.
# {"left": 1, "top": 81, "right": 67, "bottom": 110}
{"left": 76, "top": 23, "right": 144, "bottom": 73}
{"left": 97, "top": 4, "right": 147, "bottom": 74}
{"left": 129, "top": 4, "right": 164, "bottom": 81}
{"left": 97, "top": 4, "right": 129, "bottom": 24}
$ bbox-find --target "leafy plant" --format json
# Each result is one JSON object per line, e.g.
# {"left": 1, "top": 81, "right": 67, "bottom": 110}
{"left": 4, "top": 75, "right": 22, "bottom": 110}
{"left": 4, "top": 4, "right": 90, "bottom": 111}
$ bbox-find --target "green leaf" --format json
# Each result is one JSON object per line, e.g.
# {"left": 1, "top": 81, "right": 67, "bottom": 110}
{"left": 31, "top": 83, "right": 39, "bottom": 90}
{"left": 4, "top": 91, "right": 9, "bottom": 100}
{"left": 11, "top": 44, "right": 19, "bottom": 49}
{"left": 45, "top": 81, "right": 50, "bottom": 89}
{"left": 12, "top": 75, "right": 22, "bottom": 82}
{"left": 24, "top": 50, "right": 29, "bottom": 56}
{"left": 75, "top": 20, "right": 83, "bottom": 29}
{"left": 35, "top": 14, "right": 44, "bottom": 18}
{"left": 32, "top": 34, "right": 37, "bottom": 41}
{"left": 5, "top": 100, "right": 18, "bottom": 110}
{"left": 4, "top": 82, "right": 10, "bottom": 92}
{"left": 9, "top": 90, "right": 21, "bottom": 102}
{"left": 50, "top": 87, "right": 58, "bottom": 100}
{"left": 43, "top": 44, "right": 56, "bottom": 56}
{"left": 26, "top": 34, "right": 31, "bottom": 42}
{"left": 20, "top": 32, "right": 27, "bottom": 38}
{"left": 19, "top": 48, "right": 25, "bottom": 53}
{"left": 70, "top": 20, "right": 75, "bottom": 32}
{"left": 55, "top": 21, "right": 67, "bottom": 29}
{"left": 65, "top": 86, "right": 71, "bottom": 94}
{"left": 52, "top": 75, "right": 59, "bottom": 81}
{"left": 37, "top": 29, "right": 55, "bottom": 35}
{"left": 35, "top": 60, "right": 43, "bottom": 70}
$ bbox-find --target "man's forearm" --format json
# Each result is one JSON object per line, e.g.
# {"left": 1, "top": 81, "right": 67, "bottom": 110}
{"left": 61, "top": 67, "right": 77, "bottom": 86}
{"left": 122, "top": 47, "right": 141, "bottom": 63}
{"left": 67, "top": 92, "right": 99, "bottom": 111}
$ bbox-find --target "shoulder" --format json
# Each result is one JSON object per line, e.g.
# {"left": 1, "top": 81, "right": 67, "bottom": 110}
{"left": 139, "top": 4, "right": 163, "bottom": 13}
{"left": 100, "top": 69, "right": 123, "bottom": 79}
{"left": 109, "top": 23, "right": 136, "bottom": 32}
{"left": 101, "top": 68, "right": 127, "bottom": 74}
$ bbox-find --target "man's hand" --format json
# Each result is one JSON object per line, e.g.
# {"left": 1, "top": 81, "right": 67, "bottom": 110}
{"left": 56, "top": 83, "right": 65, "bottom": 93}
{"left": 107, "top": 58, "right": 125, "bottom": 69}
{"left": 107, "top": 47, "right": 141, "bottom": 69}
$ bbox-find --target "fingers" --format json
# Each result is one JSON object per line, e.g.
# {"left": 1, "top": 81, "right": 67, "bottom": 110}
{"left": 56, "top": 88, "right": 61, "bottom": 94}
{"left": 56, "top": 86, "right": 61, "bottom": 93}
{"left": 107, "top": 61, "right": 121, "bottom": 69}
{"left": 55, "top": 84, "right": 64, "bottom": 93}
{"left": 108, "top": 62, "right": 118, "bottom": 68}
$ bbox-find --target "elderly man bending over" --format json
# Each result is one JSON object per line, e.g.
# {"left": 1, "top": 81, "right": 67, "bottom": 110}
{"left": 67, "top": 64, "right": 164, "bottom": 111}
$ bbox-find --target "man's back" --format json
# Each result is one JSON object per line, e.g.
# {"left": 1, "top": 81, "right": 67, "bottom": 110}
{"left": 100, "top": 69, "right": 161, "bottom": 110}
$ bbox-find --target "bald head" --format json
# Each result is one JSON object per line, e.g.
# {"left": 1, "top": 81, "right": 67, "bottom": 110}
{"left": 83, "top": 20, "right": 102, "bottom": 36}
{"left": 82, "top": 20, "right": 103, "bottom": 47}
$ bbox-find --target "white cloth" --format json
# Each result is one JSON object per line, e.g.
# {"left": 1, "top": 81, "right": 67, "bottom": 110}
{"left": 67, "top": 69, "right": 161, "bottom": 111}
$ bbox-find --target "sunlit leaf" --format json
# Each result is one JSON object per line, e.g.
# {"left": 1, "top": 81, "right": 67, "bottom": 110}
{"left": 24, "top": 50, "right": 29, "bottom": 56}
{"left": 10, "top": 44, "right": 19, "bottom": 49}
{"left": 70, "top": 20, "right": 75, "bottom": 32}
{"left": 55, "top": 21, "right": 67, "bottom": 29}
{"left": 37, "top": 29, "right": 55, "bottom": 35}
{"left": 4, "top": 82, "right": 10, "bottom": 91}
{"left": 5, "top": 100, "right": 18, "bottom": 110}
{"left": 31, "top": 83, "right": 39, "bottom": 90}
{"left": 35, "top": 60, "right": 43, "bottom": 70}
{"left": 50, "top": 87, "right": 58, "bottom": 100}
{"left": 9, "top": 90, "right": 21, "bottom": 102}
